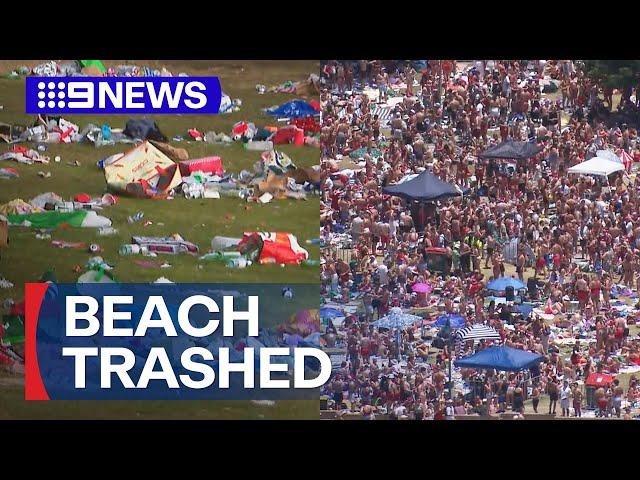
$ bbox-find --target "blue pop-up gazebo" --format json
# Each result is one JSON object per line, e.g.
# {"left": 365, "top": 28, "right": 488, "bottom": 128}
{"left": 455, "top": 346, "right": 544, "bottom": 371}
{"left": 434, "top": 314, "right": 466, "bottom": 329}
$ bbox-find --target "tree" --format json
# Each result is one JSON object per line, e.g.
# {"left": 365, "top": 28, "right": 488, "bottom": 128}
{"left": 582, "top": 60, "right": 640, "bottom": 102}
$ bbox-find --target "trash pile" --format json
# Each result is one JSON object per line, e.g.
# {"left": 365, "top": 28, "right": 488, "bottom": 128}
{"left": 265, "top": 74, "right": 320, "bottom": 96}
{"left": 200, "top": 232, "right": 311, "bottom": 269}
{"left": 177, "top": 149, "right": 318, "bottom": 202}
{"left": 76, "top": 257, "right": 117, "bottom": 284}
{"left": 6, "top": 60, "right": 178, "bottom": 79}
{"left": 0, "top": 192, "right": 114, "bottom": 228}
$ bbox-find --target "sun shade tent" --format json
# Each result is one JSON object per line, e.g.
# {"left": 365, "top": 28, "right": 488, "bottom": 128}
{"left": 478, "top": 140, "right": 543, "bottom": 160}
{"left": 434, "top": 314, "right": 466, "bottom": 328}
{"left": 104, "top": 141, "right": 182, "bottom": 198}
{"left": 382, "top": 170, "right": 463, "bottom": 202}
{"left": 567, "top": 157, "right": 625, "bottom": 177}
{"left": 487, "top": 277, "right": 526, "bottom": 292}
{"left": 455, "top": 346, "right": 544, "bottom": 371}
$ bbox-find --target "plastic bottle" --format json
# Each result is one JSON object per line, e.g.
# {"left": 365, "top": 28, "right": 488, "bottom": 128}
{"left": 226, "top": 257, "right": 252, "bottom": 269}
{"left": 218, "top": 188, "right": 244, "bottom": 198}
{"left": 55, "top": 201, "right": 75, "bottom": 212}
{"left": 119, "top": 244, "right": 141, "bottom": 256}
{"left": 301, "top": 259, "right": 320, "bottom": 267}
{"left": 211, "top": 236, "right": 241, "bottom": 251}
{"left": 200, "top": 251, "right": 241, "bottom": 262}
{"left": 305, "top": 238, "right": 321, "bottom": 245}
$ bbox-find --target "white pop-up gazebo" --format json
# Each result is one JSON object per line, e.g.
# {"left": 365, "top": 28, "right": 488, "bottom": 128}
{"left": 567, "top": 157, "right": 625, "bottom": 177}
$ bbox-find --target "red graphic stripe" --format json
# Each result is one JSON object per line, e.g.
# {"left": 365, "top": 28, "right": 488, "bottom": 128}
{"left": 25, "top": 283, "right": 50, "bottom": 400}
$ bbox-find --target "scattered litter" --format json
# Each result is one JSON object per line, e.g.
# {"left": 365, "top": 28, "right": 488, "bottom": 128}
{"left": 153, "top": 277, "right": 174, "bottom": 284}
{"left": 77, "top": 256, "right": 117, "bottom": 284}
{"left": 97, "top": 227, "right": 118, "bottom": 236}
{"left": 0, "top": 146, "right": 49, "bottom": 164}
{"left": 52, "top": 240, "right": 86, "bottom": 249}
{"left": 132, "top": 234, "right": 198, "bottom": 255}
{"left": 37, "top": 171, "right": 51, "bottom": 178}
{"left": 0, "top": 279, "right": 14, "bottom": 289}
{"left": 200, "top": 251, "right": 241, "bottom": 262}
{"left": 0, "top": 167, "right": 19, "bottom": 179}
{"left": 133, "top": 260, "right": 163, "bottom": 269}
{"left": 226, "top": 257, "right": 252, "bottom": 269}
{"left": 258, "top": 192, "right": 273, "bottom": 204}
{"left": 54, "top": 156, "right": 61, "bottom": 162}
{"left": 119, "top": 244, "right": 142, "bottom": 256}
{"left": 211, "top": 236, "right": 241, "bottom": 251}
{"left": 128, "top": 211, "right": 144, "bottom": 224}
{"left": 88, "top": 243, "right": 101, "bottom": 253}
{"left": 251, "top": 400, "right": 276, "bottom": 407}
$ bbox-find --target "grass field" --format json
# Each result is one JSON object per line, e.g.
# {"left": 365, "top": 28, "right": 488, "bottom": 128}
{"left": 0, "top": 60, "right": 320, "bottom": 419}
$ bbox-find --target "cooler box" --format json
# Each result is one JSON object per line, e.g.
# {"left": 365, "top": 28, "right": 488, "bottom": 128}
{"left": 178, "top": 157, "right": 224, "bottom": 176}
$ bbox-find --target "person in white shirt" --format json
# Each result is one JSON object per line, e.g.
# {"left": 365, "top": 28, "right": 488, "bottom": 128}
{"left": 351, "top": 215, "right": 364, "bottom": 243}
{"left": 377, "top": 263, "right": 389, "bottom": 286}
{"left": 445, "top": 400, "right": 455, "bottom": 420}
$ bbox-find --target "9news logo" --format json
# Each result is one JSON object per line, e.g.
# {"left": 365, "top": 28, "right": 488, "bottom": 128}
{"left": 26, "top": 77, "right": 222, "bottom": 114}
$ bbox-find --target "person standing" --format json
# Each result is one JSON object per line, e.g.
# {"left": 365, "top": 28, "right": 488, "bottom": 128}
{"left": 572, "top": 383, "right": 583, "bottom": 418}
{"left": 547, "top": 377, "right": 559, "bottom": 415}
{"left": 560, "top": 380, "right": 571, "bottom": 417}
{"left": 531, "top": 385, "right": 540, "bottom": 413}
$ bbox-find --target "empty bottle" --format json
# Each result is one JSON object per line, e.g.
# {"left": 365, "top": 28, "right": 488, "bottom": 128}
{"left": 301, "top": 259, "right": 320, "bottom": 267}
{"left": 119, "top": 244, "right": 141, "bottom": 256}
{"left": 211, "top": 236, "right": 241, "bottom": 251}
{"left": 55, "top": 202, "right": 75, "bottom": 212}
{"left": 200, "top": 251, "right": 241, "bottom": 262}
{"left": 226, "top": 257, "right": 252, "bottom": 269}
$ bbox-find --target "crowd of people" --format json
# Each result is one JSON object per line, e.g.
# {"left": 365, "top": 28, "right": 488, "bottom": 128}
{"left": 319, "top": 60, "right": 640, "bottom": 420}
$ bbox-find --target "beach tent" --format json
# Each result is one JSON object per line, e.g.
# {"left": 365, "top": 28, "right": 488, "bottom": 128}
{"left": 455, "top": 346, "right": 544, "bottom": 371}
{"left": 104, "top": 141, "right": 182, "bottom": 198}
{"left": 479, "top": 140, "right": 542, "bottom": 160}
{"left": 454, "top": 324, "right": 501, "bottom": 343}
{"left": 567, "top": 157, "right": 625, "bottom": 177}
{"left": 487, "top": 277, "right": 526, "bottom": 292}
{"left": 382, "top": 170, "right": 463, "bottom": 202}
